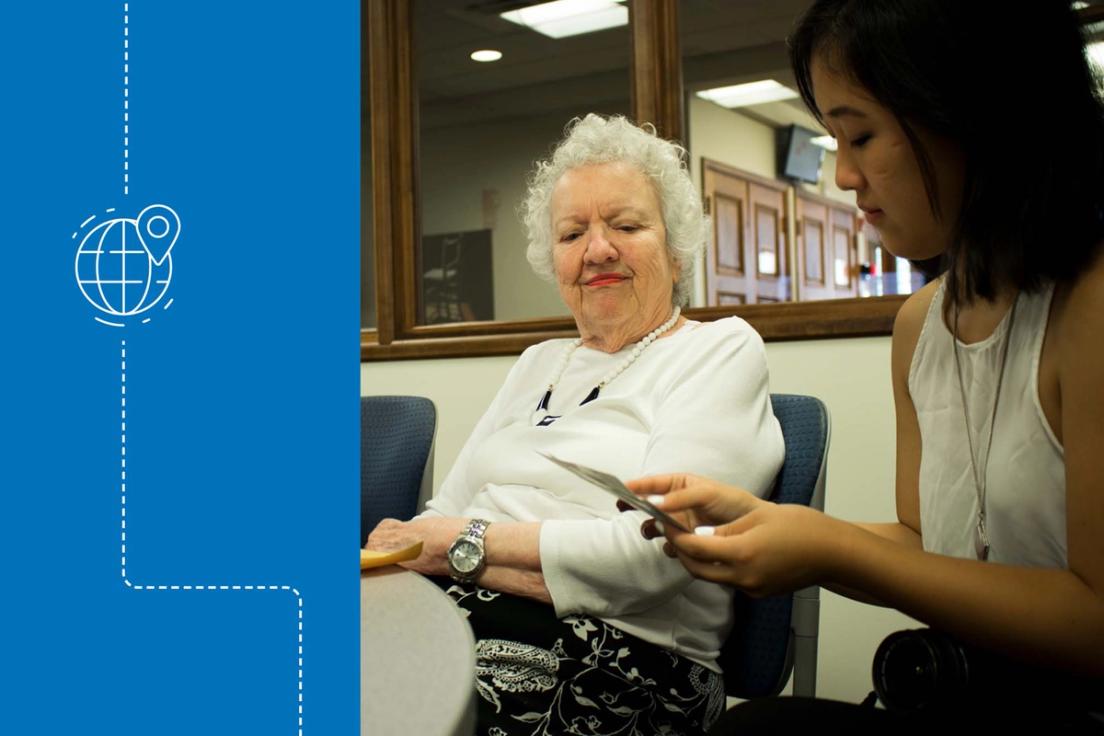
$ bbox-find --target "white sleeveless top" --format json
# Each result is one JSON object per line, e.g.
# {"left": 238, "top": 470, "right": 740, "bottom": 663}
{"left": 909, "top": 280, "right": 1066, "bottom": 567}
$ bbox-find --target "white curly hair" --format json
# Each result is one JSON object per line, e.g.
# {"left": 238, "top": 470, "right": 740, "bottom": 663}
{"left": 521, "top": 114, "right": 708, "bottom": 306}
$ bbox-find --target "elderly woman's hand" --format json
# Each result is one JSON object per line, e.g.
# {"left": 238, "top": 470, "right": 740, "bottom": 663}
{"left": 364, "top": 517, "right": 469, "bottom": 577}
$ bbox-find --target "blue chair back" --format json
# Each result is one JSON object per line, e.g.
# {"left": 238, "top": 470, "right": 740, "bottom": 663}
{"left": 361, "top": 396, "right": 437, "bottom": 545}
{"left": 718, "top": 393, "right": 829, "bottom": 698}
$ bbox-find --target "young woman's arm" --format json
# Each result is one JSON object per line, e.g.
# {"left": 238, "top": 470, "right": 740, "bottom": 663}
{"left": 632, "top": 273, "right": 1104, "bottom": 675}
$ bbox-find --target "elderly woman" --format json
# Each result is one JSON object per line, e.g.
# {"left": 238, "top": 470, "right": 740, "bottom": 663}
{"left": 366, "top": 114, "right": 784, "bottom": 736}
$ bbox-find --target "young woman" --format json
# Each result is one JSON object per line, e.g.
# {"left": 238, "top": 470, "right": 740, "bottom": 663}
{"left": 628, "top": 0, "right": 1104, "bottom": 730}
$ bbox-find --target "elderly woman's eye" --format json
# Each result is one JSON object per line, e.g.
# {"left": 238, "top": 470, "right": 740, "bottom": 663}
{"left": 617, "top": 224, "right": 639, "bottom": 233}
{"left": 560, "top": 231, "right": 581, "bottom": 242}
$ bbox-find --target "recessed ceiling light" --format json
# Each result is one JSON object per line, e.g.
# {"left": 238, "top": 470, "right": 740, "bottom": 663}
{"left": 501, "top": 0, "right": 628, "bottom": 39}
{"left": 1073, "top": 2, "right": 1089, "bottom": 10}
{"left": 696, "top": 80, "right": 799, "bottom": 109}
{"left": 470, "top": 49, "right": 503, "bottom": 62}
{"left": 811, "top": 135, "right": 838, "bottom": 152}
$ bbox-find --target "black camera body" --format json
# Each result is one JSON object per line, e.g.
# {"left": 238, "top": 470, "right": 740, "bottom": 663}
{"left": 872, "top": 628, "right": 1103, "bottom": 724}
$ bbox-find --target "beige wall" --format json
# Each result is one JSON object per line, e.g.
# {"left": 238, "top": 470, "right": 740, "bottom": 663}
{"left": 688, "top": 95, "right": 778, "bottom": 183}
{"left": 361, "top": 335, "right": 917, "bottom": 702}
{"left": 421, "top": 116, "right": 573, "bottom": 322}
{"left": 427, "top": 106, "right": 710, "bottom": 322}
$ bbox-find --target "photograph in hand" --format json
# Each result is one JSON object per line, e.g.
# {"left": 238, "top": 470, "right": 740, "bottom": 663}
{"left": 538, "top": 451, "right": 690, "bottom": 533}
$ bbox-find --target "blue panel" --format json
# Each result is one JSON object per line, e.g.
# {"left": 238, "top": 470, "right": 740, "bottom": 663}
{"left": 0, "top": 2, "right": 359, "bottom": 733}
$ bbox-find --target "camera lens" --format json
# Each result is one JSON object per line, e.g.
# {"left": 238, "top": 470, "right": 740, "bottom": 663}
{"left": 873, "top": 629, "right": 970, "bottom": 712}
{"left": 872, "top": 628, "right": 1103, "bottom": 724}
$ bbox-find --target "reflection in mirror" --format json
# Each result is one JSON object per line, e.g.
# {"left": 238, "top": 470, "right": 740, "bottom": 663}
{"left": 415, "top": 0, "right": 631, "bottom": 325}
{"left": 680, "top": 0, "right": 929, "bottom": 308}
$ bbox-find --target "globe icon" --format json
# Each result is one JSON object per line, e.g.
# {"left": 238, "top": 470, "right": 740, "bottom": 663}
{"left": 74, "top": 204, "right": 179, "bottom": 319}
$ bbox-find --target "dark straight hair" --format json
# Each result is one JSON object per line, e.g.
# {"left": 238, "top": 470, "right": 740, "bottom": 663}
{"left": 790, "top": 0, "right": 1104, "bottom": 305}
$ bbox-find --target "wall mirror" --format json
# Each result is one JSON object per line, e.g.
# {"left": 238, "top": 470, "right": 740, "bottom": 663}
{"left": 365, "top": 0, "right": 1104, "bottom": 359}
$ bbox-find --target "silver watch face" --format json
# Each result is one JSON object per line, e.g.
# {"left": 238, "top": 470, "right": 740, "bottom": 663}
{"left": 450, "top": 540, "right": 482, "bottom": 574}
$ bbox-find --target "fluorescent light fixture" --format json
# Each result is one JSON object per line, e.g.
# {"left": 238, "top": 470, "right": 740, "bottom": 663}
{"left": 811, "top": 135, "right": 838, "bottom": 152}
{"left": 696, "top": 80, "right": 799, "bottom": 109}
{"left": 500, "top": 0, "right": 628, "bottom": 39}
{"left": 1073, "top": 2, "right": 1089, "bottom": 10}
{"left": 470, "top": 49, "right": 503, "bottom": 62}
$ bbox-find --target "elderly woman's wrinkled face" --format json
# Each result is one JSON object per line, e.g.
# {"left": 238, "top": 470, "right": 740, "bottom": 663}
{"left": 550, "top": 162, "right": 678, "bottom": 346}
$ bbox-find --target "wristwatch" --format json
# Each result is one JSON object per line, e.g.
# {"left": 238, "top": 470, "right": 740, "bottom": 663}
{"left": 447, "top": 518, "right": 491, "bottom": 583}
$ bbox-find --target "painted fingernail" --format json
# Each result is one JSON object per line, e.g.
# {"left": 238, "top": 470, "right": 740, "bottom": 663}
{"left": 641, "top": 520, "right": 657, "bottom": 539}
{"left": 694, "top": 526, "right": 715, "bottom": 536}
{"left": 616, "top": 500, "right": 630, "bottom": 512}
{"left": 647, "top": 495, "right": 665, "bottom": 506}
{"left": 663, "top": 542, "right": 676, "bottom": 558}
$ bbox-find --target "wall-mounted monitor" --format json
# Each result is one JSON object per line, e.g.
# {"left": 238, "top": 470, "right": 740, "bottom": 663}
{"left": 777, "top": 124, "right": 825, "bottom": 184}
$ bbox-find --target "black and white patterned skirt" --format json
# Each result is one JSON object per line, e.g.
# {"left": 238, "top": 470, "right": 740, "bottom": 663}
{"left": 428, "top": 576, "right": 725, "bottom": 736}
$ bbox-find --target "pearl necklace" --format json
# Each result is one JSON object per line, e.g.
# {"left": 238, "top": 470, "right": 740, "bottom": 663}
{"left": 536, "top": 306, "right": 682, "bottom": 412}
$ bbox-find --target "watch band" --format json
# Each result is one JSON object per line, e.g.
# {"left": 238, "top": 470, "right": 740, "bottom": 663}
{"left": 465, "top": 518, "right": 490, "bottom": 541}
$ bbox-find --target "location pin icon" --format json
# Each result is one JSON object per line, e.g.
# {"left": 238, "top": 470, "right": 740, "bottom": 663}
{"left": 136, "top": 204, "right": 181, "bottom": 266}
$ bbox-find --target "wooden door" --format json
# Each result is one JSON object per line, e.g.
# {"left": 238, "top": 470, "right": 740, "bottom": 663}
{"left": 796, "top": 191, "right": 858, "bottom": 301}
{"left": 830, "top": 206, "right": 857, "bottom": 297}
{"left": 702, "top": 160, "right": 791, "bottom": 305}
{"left": 703, "top": 161, "right": 750, "bottom": 305}
{"left": 796, "top": 196, "right": 830, "bottom": 301}
{"left": 749, "top": 181, "right": 789, "bottom": 302}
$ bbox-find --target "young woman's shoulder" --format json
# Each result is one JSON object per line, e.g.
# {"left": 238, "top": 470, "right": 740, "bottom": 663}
{"left": 891, "top": 278, "right": 941, "bottom": 380}
{"left": 894, "top": 278, "right": 941, "bottom": 336}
